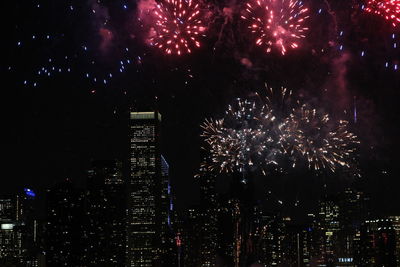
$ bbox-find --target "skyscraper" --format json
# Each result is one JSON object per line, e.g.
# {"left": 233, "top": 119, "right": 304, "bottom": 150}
{"left": 44, "top": 180, "right": 84, "bottom": 266}
{"left": 0, "top": 190, "right": 40, "bottom": 267}
{"left": 388, "top": 216, "right": 400, "bottom": 266}
{"left": 127, "top": 111, "right": 170, "bottom": 267}
{"left": 0, "top": 196, "right": 22, "bottom": 265}
{"left": 84, "top": 160, "right": 126, "bottom": 266}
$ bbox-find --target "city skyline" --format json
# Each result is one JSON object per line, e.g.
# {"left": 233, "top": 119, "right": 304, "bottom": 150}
{"left": 6, "top": 0, "right": 400, "bottom": 265}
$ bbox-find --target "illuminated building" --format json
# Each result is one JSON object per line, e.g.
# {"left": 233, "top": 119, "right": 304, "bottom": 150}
{"left": 198, "top": 169, "right": 218, "bottom": 267}
{"left": 84, "top": 160, "right": 126, "bottom": 266}
{"left": 183, "top": 207, "right": 202, "bottom": 267}
{"left": 0, "top": 190, "right": 40, "bottom": 267}
{"left": 0, "top": 196, "right": 22, "bottom": 264}
{"left": 388, "top": 216, "right": 400, "bottom": 266}
{"left": 359, "top": 218, "right": 397, "bottom": 266}
{"left": 127, "top": 111, "right": 170, "bottom": 267}
{"left": 337, "top": 188, "right": 370, "bottom": 267}
{"left": 44, "top": 180, "right": 84, "bottom": 266}
{"left": 254, "top": 212, "right": 286, "bottom": 266}
{"left": 316, "top": 195, "right": 340, "bottom": 265}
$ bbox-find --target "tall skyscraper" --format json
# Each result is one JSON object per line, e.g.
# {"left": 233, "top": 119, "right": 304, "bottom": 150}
{"left": 316, "top": 195, "right": 340, "bottom": 266}
{"left": 0, "top": 196, "right": 22, "bottom": 265}
{"left": 127, "top": 111, "right": 170, "bottom": 267}
{"left": 84, "top": 160, "right": 126, "bottom": 266}
{"left": 198, "top": 168, "right": 218, "bottom": 267}
{"left": 388, "top": 216, "right": 400, "bottom": 266}
{"left": 0, "top": 190, "right": 40, "bottom": 267}
{"left": 359, "top": 218, "right": 397, "bottom": 266}
{"left": 44, "top": 180, "right": 84, "bottom": 266}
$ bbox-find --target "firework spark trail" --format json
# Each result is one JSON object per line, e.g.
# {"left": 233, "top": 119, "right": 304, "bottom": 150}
{"left": 149, "top": 0, "right": 206, "bottom": 55}
{"left": 201, "top": 87, "right": 359, "bottom": 175}
{"left": 241, "top": 0, "right": 309, "bottom": 55}
{"left": 365, "top": 0, "right": 400, "bottom": 27}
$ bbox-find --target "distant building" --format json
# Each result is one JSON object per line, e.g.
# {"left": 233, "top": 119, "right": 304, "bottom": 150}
{"left": 183, "top": 206, "right": 202, "bottom": 267}
{"left": 127, "top": 111, "right": 171, "bottom": 267}
{"left": 388, "top": 216, "right": 400, "bottom": 266}
{"left": 0, "top": 196, "right": 22, "bottom": 265}
{"left": 316, "top": 195, "right": 340, "bottom": 266}
{"left": 198, "top": 169, "right": 218, "bottom": 267}
{"left": 83, "top": 160, "right": 126, "bottom": 266}
{"left": 359, "top": 219, "right": 397, "bottom": 266}
{"left": 337, "top": 188, "right": 370, "bottom": 266}
{"left": 44, "top": 180, "right": 84, "bottom": 266}
{"left": 0, "top": 190, "right": 40, "bottom": 267}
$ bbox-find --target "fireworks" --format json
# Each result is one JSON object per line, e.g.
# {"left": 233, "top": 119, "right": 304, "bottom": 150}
{"left": 201, "top": 87, "right": 359, "bottom": 175}
{"left": 364, "top": 0, "right": 400, "bottom": 27}
{"left": 201, "top": 100, "right": 281, "bottom": 174}
{"left": 149, "top": 0, "right": 206, "bottom": 55}
{"left": 279, "top": 104, "right": 359, "bottom": 172}
{"left": 241, "top": 0, "right": 309, "bottom": 55}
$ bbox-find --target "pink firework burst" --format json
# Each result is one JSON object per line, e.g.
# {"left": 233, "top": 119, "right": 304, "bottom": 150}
{"left": 364, "top": 0, "right": 400, "bottom": 27}
{"left": 150, "top": 0, "right": 206, "bottom": 55}
{"left": 241, "top": 0, "right": 309, "bottom": 55}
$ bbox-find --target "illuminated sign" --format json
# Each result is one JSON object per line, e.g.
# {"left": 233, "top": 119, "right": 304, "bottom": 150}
{"left": 338, "top": 258, "right": 353, "bottom": 263}
{"left": 1, "top": 224, "right": 15, "bottom": 230}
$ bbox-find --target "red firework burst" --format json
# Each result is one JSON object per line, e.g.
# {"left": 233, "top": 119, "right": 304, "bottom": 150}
{"left": 365, "top": 0, "right": 400, "bottom": 27}
{"left": 150, "top": 0, "right": 206, "bottom": 55}
{"left": 241, "top": 0, "right": 309, "bottom": 55}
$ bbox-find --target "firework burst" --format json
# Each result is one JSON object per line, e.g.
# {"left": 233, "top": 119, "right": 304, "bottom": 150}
{"left": 201, "top": 87, "right": 359, "bottom": 175}
{"left": 241, "top": 0, "right": 309, "bottom": 55}
{"left": 201, "top": 99, "right": 282, "bottom": 174}
{"left": 279, "top": 104, "right": 359, "bottom": 172}
{"left": 149, "top": 0, "right": 206, "bottom": 55}
{"left": 364, "top": 0, "right": 400, "bottom": 27}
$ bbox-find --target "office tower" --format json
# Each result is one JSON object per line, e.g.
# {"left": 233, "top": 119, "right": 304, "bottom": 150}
{"left": 18, "top": 188, "right": 40, "bottom": 267}
{"left": 198, "top": 169, "right": 218, "bottom": 267}
{"left": 359, "top": 218, "right": 397, "bottom": 266}
{"left": 316, "top": 196, "right": 340, "bottom": 266}
{"left": 183, "top": 206, "right": 202, "bottom": 267}
{"left": 127, "top": 111, "right": 170, "bottom": 267}
{"left": 0, "top": 196, "right": 23, "bottom": 265}
{"left": 337, "top": 188, "right": 370, "bottom": 266}
{"left": 0, "top": 190, "right": 40, "bottom": 267}
{"left": 84, "top": 160, "right": 126, "bottom": 266}
{"left": 216, "top": 198, "right": 252, "bottom": 267}
{"left": 388, "top": 216, "right": 400, "bottom": 266}
{"left": 44, "top": 180, "right": 84, "bottom": 266}
{"left": 253, "top": 212, "right": 286, "bottom": 266}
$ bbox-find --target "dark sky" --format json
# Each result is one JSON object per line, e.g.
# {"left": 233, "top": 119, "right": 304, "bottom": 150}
{"left": 6, "top": 0, "right": 400, "bottom": 217}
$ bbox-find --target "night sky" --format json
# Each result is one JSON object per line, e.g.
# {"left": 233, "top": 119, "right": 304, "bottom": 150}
{"left": 6, "top": 0, "right": 400, "bottom": 217}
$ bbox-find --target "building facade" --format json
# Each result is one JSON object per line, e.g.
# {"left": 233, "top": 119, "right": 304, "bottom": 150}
{"left": 127, "top": 111, "right": 170, "bottom": 267}
{"left": 84, "top": 160, "right": 126, "bottom": 266}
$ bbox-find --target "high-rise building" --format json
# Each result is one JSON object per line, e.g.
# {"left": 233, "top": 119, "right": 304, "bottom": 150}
{"left": 83, "top": 160, "right": 126, "bottom": 266}
{"left": 44, "top": 180, "right": 84, "bottom": 266}
{"left": 316, "top": 195, "right": 340, "bottom": 266}
{"left": 0, "top": 196, "right": 22, "bottom": 265}
{"left": 388, "top": 216, "right": 400, "bottom": 266}
{"left": 18, "top": 188, "right": 40, "bottom": 267}
{"left": 337, "top": 188, "right": 370, "bottom": 267}
{"left": 183, "top": 206, "right": 202, "bottom": 267}
{"left": 359, "top": 218, "right": 397, "bottom": 266}
{"left": 0, "top": 190, "right": 40, "bottom": 267}
{"left": 127, "top": 111, "right": 170, "bottom": 267}
{"left": 198, "top": 169, "right": 218, "bottom": 267}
